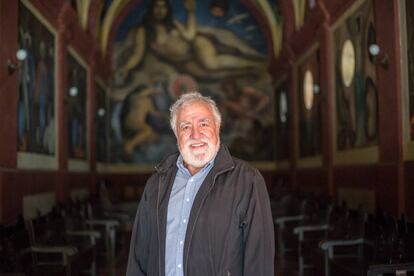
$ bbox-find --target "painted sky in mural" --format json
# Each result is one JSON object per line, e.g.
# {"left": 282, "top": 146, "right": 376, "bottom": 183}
{"left": 111, "top": 0, "right": 275, "bottom": 164}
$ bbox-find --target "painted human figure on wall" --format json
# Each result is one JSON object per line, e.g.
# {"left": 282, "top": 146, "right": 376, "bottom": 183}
{"left": 121, "top": 86, "right": 165, "bottom": 155}
{"left": 114, "top": 0, "right": 265, "bottom": 85}
{"left": 110, "top": 0, "right": 275, "bottom": 164}
{"left": 17, "top": 27, "right": 36, "bottom": 151}
{"left": 220, "top": 79, "right": 270, "bottom": 151}
{"left": 34, "top": 41, "right": 48, "bottom": 146}
{"left": 218, "top": 79, "right": 274, "bottom": 160}
{"left": 17, "top": 2, "right": 55, "bottom": 155}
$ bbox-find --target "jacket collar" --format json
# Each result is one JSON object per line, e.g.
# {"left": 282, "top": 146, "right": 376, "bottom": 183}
{"left": 155, "top": 144, "right": 234, "bottom": 175}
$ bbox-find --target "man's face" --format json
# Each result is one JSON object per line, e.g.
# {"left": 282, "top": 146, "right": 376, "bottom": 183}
{"left": 176, "top": 101, "right": 220, "bottom": 174}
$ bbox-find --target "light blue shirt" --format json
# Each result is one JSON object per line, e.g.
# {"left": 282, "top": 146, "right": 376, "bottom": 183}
{"left": 165, "top": 155, "right": 215, "bottom": 276}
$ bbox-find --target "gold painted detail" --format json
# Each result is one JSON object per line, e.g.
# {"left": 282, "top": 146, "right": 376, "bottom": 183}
{"left": 76, "top": 0, "right": 91, "bottom": 30}
{"left": 252, "top": 0, "right": 283, "bottom": 58}
{"left": 292, "top": 0, "right": 307, "bottom": 30}
{"left": 100, "top": 0, "right": 129, "bottom": 55}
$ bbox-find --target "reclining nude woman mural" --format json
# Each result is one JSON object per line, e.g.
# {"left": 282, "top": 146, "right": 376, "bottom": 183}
{"left": 114, "top": 0, "right": 266, "bottom": 85}
{"left": 110, "top": 0, "right": 276, "bottom": 164}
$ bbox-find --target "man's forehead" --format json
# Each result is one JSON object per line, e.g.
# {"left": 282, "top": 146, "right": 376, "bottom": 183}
{"left": 179, "top": 117, "right": 212, "bottom": 124}
{"left": 178, "top": 102, "right": 213, "bottom": 116}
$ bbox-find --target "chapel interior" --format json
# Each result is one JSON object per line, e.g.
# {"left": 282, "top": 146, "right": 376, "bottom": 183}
{"left": 0, "top": 0, "right": 414, "bottom": 275}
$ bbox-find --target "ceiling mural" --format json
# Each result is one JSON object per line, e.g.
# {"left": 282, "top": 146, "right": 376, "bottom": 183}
{"left": 108, "top": 0, "right": 278, "bottom": 165}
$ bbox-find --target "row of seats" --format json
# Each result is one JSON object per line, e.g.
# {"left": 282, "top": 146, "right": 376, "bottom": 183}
{"left": 0, "top": 191, "right": 135, "bottom": 276}
{"left": 272, "top": 192, "right": 414, "bottom": 276}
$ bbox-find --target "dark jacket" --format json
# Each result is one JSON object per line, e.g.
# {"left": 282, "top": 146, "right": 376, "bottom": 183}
{"left": 127, "top": 145, "right": 274, "bottom": 276}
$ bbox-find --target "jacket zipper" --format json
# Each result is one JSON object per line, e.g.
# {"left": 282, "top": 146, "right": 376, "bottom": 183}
{"left": 184, "top": 166, "right": 234, "bottom": 275}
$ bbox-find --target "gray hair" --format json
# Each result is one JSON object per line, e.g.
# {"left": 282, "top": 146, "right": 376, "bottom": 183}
{"left": 169, "top": 92, "right": 222, "bottom": 135}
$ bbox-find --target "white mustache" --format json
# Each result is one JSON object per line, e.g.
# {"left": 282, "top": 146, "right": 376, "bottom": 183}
{"left": 184, "top": 138, "right": 210, "bottom": 148}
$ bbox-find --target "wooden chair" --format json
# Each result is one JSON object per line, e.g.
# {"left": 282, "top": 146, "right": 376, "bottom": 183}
{"left": 0, "top": 220, "right": 69, "bottom": 276}
{"left": 274, "top": 195, "right": 307, "bottom": 258}
{"left": 318, "top": 206, "right": 374, "bottom": 276}
{"left": 367, "top": 262, "right": 414, "bottom": 276}
{"left": 318, "top": 209, "right": 414, "bottom": 276}
{"left": 275, "top": 194, "right": 330, "bottom": 275}
{"left": 26, "top": 210, "right": 99, "bottom": 276}
{"left": 83, "top": 201, "right": 120, "bottom": 263}
{"left": 22, "top": 192, "right": 99, "bottom": 276}
{"left": 293, "top": 202, "right": 335, "bottom": 276}
{"left": 53, "top": 204, "right": 102, "bottom": 275}
{"left": 366, "top": 214, "right": 414, "bottom": 276}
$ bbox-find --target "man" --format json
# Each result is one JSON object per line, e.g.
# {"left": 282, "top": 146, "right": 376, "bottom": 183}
{"left": 127, "top": 92, "right": 274, "bottom": 276}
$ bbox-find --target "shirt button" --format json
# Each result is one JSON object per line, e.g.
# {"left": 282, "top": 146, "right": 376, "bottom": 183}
{"left": 183, "top": 219, "right": 187, "bottom": 224}
{"left": 186, "top": 198, "right": 190, "bottom": 202}
{"left": 178, "top": 264, "right": 182, "bottom": 268}
{"left": 180, "top": 240, "right": 183, "bottom": 245}
{"left": 189, "top": 178, "right": 193, "bottom": 182}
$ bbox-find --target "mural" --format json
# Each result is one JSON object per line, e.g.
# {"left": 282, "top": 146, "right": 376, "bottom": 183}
{"left": 67, "top": 51, "right": 87, "bottom": 160}
{"left": 17, "top": 1, "right": 56, "bottom": 155}
{"left": 274, "top": 79, "right": 290, "bottom": 161}
{"left": 96, "top": 82, "right": 109, "bottom": 163}
{"left": 334, "top": 0, "right": 378, "bottom": 151}
{"left": 110, "top": 0, "right": 275, "bottom": 164}
{"left": 297, "top": 48, "right": 322, "bottom": 158}
{"left": 406, "top": 0, "right": 414, "bottom": 140}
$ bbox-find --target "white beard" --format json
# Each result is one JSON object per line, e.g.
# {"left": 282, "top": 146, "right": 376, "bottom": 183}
{"left": 180, "top": 137, "right": 219, "bottom": 169}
